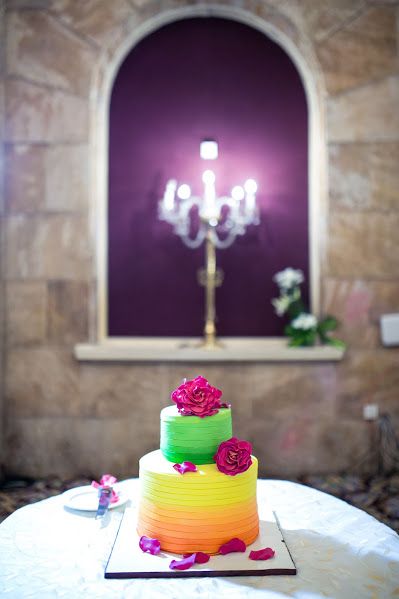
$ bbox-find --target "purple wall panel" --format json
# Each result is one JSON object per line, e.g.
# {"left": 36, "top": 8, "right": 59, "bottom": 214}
{"left": 108, "top": 18, "right": 309, "bottom": 336}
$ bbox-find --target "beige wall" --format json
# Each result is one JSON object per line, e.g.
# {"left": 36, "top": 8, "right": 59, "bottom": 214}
{"left": 1, "top": 0, "right": 399, "bottom": 480}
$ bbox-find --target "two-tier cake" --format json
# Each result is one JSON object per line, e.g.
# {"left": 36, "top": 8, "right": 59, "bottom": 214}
{"left": 137, "top": 376, "right": 259, "bottom": 554}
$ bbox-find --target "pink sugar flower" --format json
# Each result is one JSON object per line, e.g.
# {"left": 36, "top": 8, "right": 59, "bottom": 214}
{"left": 214, "top": 438, "right": 252, "bottom": 476}
{"left": 171, "top": 376, "right": 223, "bottom": 417}
{"left": 91, "top": 473, "right": 119, "bottom": 503}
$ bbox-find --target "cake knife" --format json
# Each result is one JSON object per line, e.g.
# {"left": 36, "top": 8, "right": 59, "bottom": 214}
{"left": 95, "top": 486, "right": 112, "bottom": 519}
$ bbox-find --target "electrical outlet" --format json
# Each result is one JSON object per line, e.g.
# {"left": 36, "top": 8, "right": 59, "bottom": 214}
{"left": 380, "top": 313, "right": 399, "bottom": 346}
{"left": 363, "top": 404, "right": 379, "bottom": 421}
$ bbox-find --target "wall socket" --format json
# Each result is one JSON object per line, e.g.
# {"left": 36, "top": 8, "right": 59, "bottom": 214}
{"left": 363, "top": 404, "right": 379, "bottom": 421}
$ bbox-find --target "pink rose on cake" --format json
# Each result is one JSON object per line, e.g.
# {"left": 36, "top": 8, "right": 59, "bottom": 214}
{"left": 214, "top": 437, "right": 252, "bottom": 475}
{"left": 171, "top": 376, "right": 223, "bottom": 417}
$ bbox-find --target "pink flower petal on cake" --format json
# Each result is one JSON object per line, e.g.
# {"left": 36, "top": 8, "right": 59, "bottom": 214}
{"left": 220, "top": 403, "right": 231, "bottom": 409}
{"left": 183, "top": 552, "right": 211, "bottom": 564}
{"left": 169, "top": 554, "right": 197, "bottom": 570}
{"left": 139, "top": 536, "right": 161, "bottom": 555}
{"left": 249, "top": 547, "right": 275, "bottom": 561}
{"left": 173, "top": 461, "right": 197, "bottom": 475}
{"left": 218, "top": 538, "right": 246, "bottom": 554}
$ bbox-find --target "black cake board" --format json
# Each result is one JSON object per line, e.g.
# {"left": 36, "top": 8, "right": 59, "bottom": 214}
{"left": 105, "top": 507, "right": 297, "bottom": 579}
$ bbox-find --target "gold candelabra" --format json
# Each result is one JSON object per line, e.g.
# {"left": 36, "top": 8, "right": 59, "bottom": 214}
{"left": 158, "top": 141, "right": 259, "bottom": 348}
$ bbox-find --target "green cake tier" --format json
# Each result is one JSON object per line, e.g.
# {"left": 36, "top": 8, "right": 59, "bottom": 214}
{"left": 160, "top": 405, "right": 232, "bottom": 464}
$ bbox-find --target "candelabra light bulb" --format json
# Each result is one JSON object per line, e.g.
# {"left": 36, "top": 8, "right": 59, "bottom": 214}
{"left": 177, "top": 183, "right": 191, "bottom": 200}
{"left": 202, "top": 169, "right": 216, "bottom": 184}
{"left": 231, "top": 185, "right": 245, "bottom": 201}
{"left": 244, "top": 179, "right": 257, "bottom": 194}
{"left": 200, "top": 140, "right": 218, "bottom": 160}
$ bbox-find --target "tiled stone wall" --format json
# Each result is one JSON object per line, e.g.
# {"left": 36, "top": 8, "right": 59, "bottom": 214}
{"left": 1, "top": 0, "right": 399, "bottom": 480}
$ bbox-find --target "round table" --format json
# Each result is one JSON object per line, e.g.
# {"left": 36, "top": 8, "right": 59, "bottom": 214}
{"left": 0, "top": 479, "right": 398, "bottom": 598}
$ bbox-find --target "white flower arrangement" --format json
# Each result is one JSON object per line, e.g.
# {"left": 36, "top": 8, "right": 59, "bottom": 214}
{"left": 272, "top": 268, "right": 345, "bottom": 348}
{"left": 273, "top": 267, "right": 304, "bottom": 291}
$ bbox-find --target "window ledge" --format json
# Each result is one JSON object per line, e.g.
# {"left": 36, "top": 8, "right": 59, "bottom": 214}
{"left": 74, "top": 337, "right": 345, "bottom": 362}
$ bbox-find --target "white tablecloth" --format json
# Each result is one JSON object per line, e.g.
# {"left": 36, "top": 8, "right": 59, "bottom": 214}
{"left": 0, "top": 479, "right": 398, "bottom": 598}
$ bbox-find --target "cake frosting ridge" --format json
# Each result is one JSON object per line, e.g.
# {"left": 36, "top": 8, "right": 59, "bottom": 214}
{"left": 160, "top": 405, "right": 232, "bottom": 464}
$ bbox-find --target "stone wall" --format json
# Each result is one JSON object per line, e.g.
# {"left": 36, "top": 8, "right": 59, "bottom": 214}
{"left": 0, "top": 0, "right": 4, "bottom": 481}
{"left": 1, "top": 0, "right": 399, "bottom": 480}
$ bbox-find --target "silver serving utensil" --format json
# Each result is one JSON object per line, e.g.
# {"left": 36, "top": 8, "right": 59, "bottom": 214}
{"left": 95, "top": 486, "right": 112, "bottom": 519}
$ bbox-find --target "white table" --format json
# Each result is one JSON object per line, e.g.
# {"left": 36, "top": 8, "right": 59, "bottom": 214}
{"left": 0, "top": 479, "right": 398, "bottom": 598}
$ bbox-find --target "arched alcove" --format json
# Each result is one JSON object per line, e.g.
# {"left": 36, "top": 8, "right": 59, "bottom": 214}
{"left": 75, "top": 4, "right": 332, "bottom": 360}
{"left": 108, "top": 17, "right": 309, "bottom": 337}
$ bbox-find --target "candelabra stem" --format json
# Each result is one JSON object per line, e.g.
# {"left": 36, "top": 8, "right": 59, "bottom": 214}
{"left": 199, "top": 229, "right": 224, "bottom": 350}
{"left": 204, "top": 232, "right": 216, "bottom": 348}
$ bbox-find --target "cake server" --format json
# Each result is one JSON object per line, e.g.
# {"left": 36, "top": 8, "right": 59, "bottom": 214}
{"left": 95, "top": 486, "right": 112, "bottom": 519}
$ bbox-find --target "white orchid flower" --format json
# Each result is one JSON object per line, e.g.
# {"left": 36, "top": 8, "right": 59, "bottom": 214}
{"left": 291, "top": 313, "right": 318, "bottom": 331}
{"left": 271, "top": 295, "right": 291, "bottom": 316}
{"left": 273, "top": 267, "right": 304, "bottom": 290}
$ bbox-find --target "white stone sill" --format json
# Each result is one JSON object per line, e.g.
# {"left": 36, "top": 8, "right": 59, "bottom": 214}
{"left": 74, "top": 337, "right": 345, "bottom": 362}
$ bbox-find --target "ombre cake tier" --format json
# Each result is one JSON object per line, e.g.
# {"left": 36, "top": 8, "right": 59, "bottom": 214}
{"left": 137, "top": 449, "right": 259, "bottom": 554}
{"left": 160, "top": 405, "right": 232, "bottom": 464}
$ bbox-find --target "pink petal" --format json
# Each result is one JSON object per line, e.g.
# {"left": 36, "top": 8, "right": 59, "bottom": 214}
{"left": 169, "top": 554, "right": 197, "bottom": 570}
{"left": 220, "top": 403, "right": 231, "bottom": 409}
{"left": 91, "top": 475, "right": 119, "bottom": 503}
{"left": 183, "top": 552, "right": 210, "bottom": 564}
{"left": 139, "top": 536, "right": 161, "bottom": 555}
{"left": 194, "top": 552, "right": 210, "bottom": 564}
{"left": 110, "top": 489, "right": 120, "bottom": 503}
{"left": 218, "top": 538, "right": 246, "bottom": 554}
{"left": 173, "top": 461, "right": 198, "bottom": 475}
{"left": 249, "top": 547, "right": 275, "bottom": 561}
{"left": 100, "top": 474, "right": 117, "bottom": 486}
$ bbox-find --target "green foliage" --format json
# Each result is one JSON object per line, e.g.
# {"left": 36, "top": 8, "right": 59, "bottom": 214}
{"left": 287, "top": 298, "right": 305, "bottom": 320}
{"left": 273, "top": 275, "right": 346, "bottom": 349}
{"left": 318, "top": 316, "right": 338, "bottom": 333}
{"left": 287, "top": 330, "right": 317, "bottom": 347}
{"left": 323, "top": 337, "right": 346, "bottom": 350}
